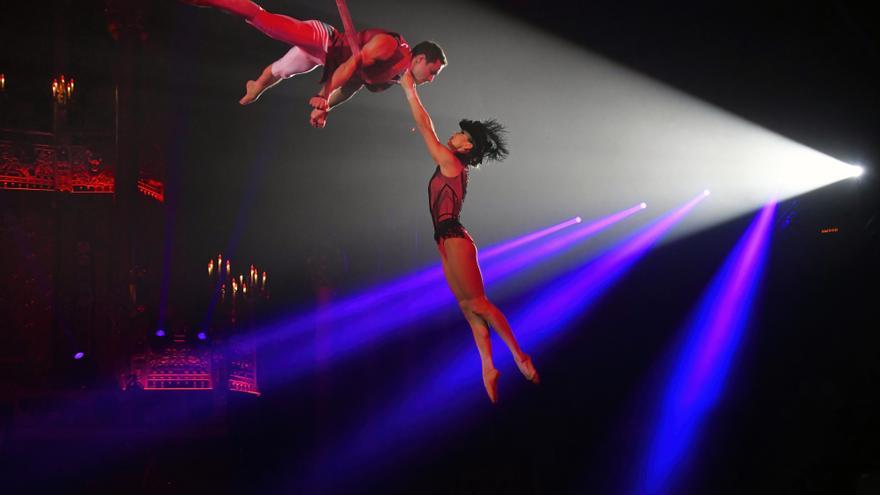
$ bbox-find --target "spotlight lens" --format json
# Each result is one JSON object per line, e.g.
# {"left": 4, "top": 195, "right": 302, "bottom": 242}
{"left": 852, "top": 166, "right": 864, "bottom": 177}
{"left": 197, "top": 332, "right": 207, "bottom": 340}
{"left": 703, "top": 189, "right": 711, "bottom": 196}
{"left": 575, "top": 216, "right": 582, "bottom": 223}
{"left": 73, "top": 352, "right": 84, "bottom": 360}
{"left": 640, "top": 202, "right": 647, "bottom": 209}
{"left": 155, "top": 329, "right": 166, "bottom": 337}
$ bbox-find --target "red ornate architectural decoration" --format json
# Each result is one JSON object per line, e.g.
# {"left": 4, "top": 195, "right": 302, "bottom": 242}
{"left": 130, "top": 342, "right": 213, "bottom": 390}
{"left": 0, "top": 136, "right": 115, "bottom": 193}
{"left": 137, "top": 175, "right": 165, "bottom": 202}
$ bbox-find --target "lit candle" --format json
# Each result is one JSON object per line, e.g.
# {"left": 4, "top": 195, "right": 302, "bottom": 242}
{"left": 208, "top": 259, "right": 214, "bottom": 276}
{"left": 226, "top": 260, "right": 231, "bottom": 276}
{"left": 232, "top": 280, "right": 238, "bottom": 311}
{"left": 262, "top": 271, "right": 267, "bottom": 288}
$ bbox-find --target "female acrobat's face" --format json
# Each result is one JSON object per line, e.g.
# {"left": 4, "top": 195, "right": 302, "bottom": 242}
{"left": 447, "top": 131, "right": 474, "bottom": 154}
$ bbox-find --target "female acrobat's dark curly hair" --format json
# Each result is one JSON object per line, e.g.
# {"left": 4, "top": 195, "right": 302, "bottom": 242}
{"left": 458, "top": 119, "right": 510, "bottom": 167}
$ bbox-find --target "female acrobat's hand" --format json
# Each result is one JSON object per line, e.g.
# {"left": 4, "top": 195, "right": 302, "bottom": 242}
{"left": 310, "top": 108, "right": 328, "bottom": 128}
{"left": 399, "top": 70, "right": 416, "bottom": 91}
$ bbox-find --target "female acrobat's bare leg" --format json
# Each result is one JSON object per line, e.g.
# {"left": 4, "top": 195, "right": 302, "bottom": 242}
{"left": 440, "top": 237, "right": 540, "bottom": 403}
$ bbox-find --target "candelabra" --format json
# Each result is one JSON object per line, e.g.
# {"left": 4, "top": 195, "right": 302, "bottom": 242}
{"left": 209, "top": 255, "right": 270, "bottom": 317}
{"left": 51, "top": 75, "right": 75, "bottom": 105}
{"left": 124, "top": 254, "right": 267, "bottom": 395}
{"left": 209, "top": 254, "right": 266, "bottom": 396}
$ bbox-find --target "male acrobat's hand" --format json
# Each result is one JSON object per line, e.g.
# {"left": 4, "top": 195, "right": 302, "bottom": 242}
{"left": 309, "top": 95, "right": 330, "bottom": 111}
{"left": 310, "top": 108, "right": 328, "bottom": 128}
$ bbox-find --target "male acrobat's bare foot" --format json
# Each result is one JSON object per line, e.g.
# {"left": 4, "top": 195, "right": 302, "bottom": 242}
{"left": 239, "top": 80, "right": 264, "bottom": 105}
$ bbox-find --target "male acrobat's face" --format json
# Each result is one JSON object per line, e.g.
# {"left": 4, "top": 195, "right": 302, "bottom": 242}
{"left": 411, "top": 55, "right": 445, "bottom": 85}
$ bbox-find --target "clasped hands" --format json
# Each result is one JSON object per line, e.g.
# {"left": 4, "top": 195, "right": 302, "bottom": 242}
{"left": 309, "top": 95, "right": 329, "bottom": 128}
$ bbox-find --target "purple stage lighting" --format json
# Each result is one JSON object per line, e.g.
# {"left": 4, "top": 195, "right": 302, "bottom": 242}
{"left": 197, "top": 332, "right": 207, "bottom": 340}
{"left": 479, "top": 216, "right": 584, "bottom": 259}
{"left": 285, "top": 195, "right": 705, "bottom": 493}
{"left": 477, "top": 203, "right": 647, "bottom": 290}
{"left": 255, "top": 207, "right": 645, "bottom": 388}
{"left": 633, "top": 200, "right": 776, "bottom": 495}
{"left": 507, "top": 192, "right": 708, "bottom": 353}
{"left": 249, "top": 214, "right": 619, "bottom": 350}
{"left": 73, "top": 352, "right": 84, "bottom": 360}
{"left": 155, "top": 329, "right": 166, "bottom": 337}
{"left": 640, "top": 202, "right": 647, "bottom": 209}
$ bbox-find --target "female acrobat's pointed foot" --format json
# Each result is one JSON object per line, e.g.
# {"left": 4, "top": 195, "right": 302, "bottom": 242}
{"left": 515, "top": 354, "right": 540, "bottom": 384}
{"left": 482, "top": 368, "right": 501, "bottom": 404}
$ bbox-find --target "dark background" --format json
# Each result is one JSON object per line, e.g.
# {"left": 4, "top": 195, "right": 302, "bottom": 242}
{"left": 1, "top": 1, "right": 878, "bottom": 493}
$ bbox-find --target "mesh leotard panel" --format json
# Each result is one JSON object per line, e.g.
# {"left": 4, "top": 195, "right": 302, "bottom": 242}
{"left": 428, "top": 166, "right": 469, "bottom": 243}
